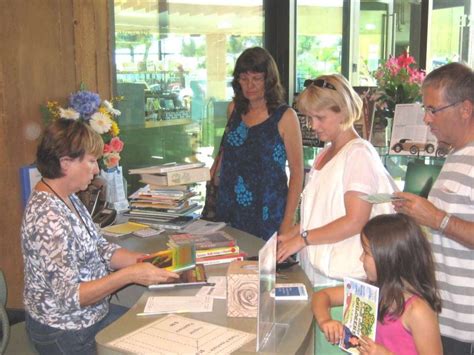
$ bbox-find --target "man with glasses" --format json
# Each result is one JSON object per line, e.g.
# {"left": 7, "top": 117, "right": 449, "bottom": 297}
{"left": 393, "top": 62, "right": 473, "bottom": 355}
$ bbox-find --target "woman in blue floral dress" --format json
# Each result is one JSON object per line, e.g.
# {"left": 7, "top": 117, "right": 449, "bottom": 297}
{"left": 215, "top": 47, "right": 304, "bottom": 240}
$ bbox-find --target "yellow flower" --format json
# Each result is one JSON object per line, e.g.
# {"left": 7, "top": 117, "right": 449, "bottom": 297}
{"left": 47, "top": 101, "right": 61, "bottom": 119}
{"left": 110, "top": 120, "right": 120, "bottom": 136}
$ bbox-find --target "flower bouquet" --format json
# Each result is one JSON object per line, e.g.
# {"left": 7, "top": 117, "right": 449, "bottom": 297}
{"left": 367, "top": 51, "right": 425, "bottom": 146}
{"left": 43, "top": 88, "right": 124, "bottom": 170}
{"left": 42, "top": 87, "right": 129, "bottom": 211}
{"left": 372, "top": 51, "right": 425, "bottom": 115}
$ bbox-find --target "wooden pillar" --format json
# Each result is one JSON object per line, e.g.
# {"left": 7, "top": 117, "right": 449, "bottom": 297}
{"left": 0, "top": 0, "right": 113, "bottom": 308}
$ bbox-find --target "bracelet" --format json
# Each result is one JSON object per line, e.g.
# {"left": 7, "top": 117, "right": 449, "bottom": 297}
{"left": 300, "top": 230, "right": 309, "bottom": 246}
{"left": 439, "top": 213, "right": 451, "bottom": 233}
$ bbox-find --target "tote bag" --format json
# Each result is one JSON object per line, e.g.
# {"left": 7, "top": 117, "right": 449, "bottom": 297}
{"left": 201, "top": 109, "right": 234, "bottom": 221}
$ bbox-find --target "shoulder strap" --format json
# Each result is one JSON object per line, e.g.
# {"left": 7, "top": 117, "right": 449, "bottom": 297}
{"left": 209, "top": 106, "right": 236, "bottom": 181}
{"left": 267, "top": 104, "right": 290, "bottom": 126}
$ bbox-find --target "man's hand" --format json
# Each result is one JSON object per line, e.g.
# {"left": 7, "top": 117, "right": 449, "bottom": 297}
{"left": 392, "top": 192, "right": 444, "bottom": 230}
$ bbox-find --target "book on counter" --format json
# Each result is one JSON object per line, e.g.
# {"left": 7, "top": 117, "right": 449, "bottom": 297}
{"left": 128, "top": 203, "right": 201, "bottom": 218}
{"left": 148, "top": 264, "right": 209, "bottom": 289}
{"left": 137, "top": 244, "right": 196, "bottom": 273}
{"left": 140, "top": 167, "right": 210, "bottom": 186}
{"left": 129, "top": 162, "right": 205, "bottom": 175}
{"left": 195, "top": 245, "right": 239, "bottom": 258}
{"left": 168, "top": 231, "right": 236, "bottom": 250}
{"left": 339, "top": 277, "right": 379, "bottom": 354}
{"left": 141, "top": 183, "right": 192, "bottom": 192}
{"left": 196, "top": 251, "right": 247, "bottom": 266}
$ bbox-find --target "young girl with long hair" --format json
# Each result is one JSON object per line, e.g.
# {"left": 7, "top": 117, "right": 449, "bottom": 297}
{"left": 312, "top": 214, "right": 442, "bottom": 355}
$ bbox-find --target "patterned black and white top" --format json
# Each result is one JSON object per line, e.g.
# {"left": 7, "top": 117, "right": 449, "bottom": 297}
{"left": 21, "top": 190, "right": 120, "bottom": 330}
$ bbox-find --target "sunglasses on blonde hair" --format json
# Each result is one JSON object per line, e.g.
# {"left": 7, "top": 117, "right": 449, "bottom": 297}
{"left": 303, "top": 79, "right": 337, "bottom": 91}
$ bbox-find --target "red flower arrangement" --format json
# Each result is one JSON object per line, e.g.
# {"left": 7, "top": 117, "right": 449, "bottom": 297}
{"left": 372, "top": 51, "right": 425, "bottom": 114}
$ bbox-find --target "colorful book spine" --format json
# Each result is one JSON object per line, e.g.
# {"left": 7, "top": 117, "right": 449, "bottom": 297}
{"left": 196, "top": 252, "right": 246, "bottom": 266}
{"left": 195, "top": 246, "right": 239, "bottom": 258}
{"left": 137, "top": 244, "right": 196, "bottom": 272}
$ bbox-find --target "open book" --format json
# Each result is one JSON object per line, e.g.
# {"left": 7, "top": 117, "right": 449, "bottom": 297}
{"left": 339, "top": 278, "right": 379, "bottom": 354}
{"left": 148, "top": 264, "right": 208, "bottom": 289}
{"left": 137, "top": 244, "right": 196, "bottom": 272}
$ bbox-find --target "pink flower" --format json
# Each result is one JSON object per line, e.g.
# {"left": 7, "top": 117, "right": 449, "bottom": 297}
{"left": 103, "top": 152, "right": 121, "bottom": 169}
{"left": 103, "top": 143, "right": 112, "bottom": 154}
{"left": 109, "top": 137, "right": 124, "bottom": 153}
{"left": 396, "top": 51, "right": 415, "bottom": 68}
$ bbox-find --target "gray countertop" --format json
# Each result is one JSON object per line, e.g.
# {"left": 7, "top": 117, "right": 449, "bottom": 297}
{"left": 96, "top": 226, "right": 314, "bottom": 354}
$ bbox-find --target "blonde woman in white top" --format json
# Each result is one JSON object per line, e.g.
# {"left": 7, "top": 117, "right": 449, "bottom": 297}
{"left": 277, "top": 74, "right": 396, "bottom": 355}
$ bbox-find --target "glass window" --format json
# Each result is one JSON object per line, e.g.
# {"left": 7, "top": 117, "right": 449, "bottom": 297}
{"left": 427, "top": 0, "right": 473, "bottom": 71}
{"left": 295, "top": 0, "right": 344, "bottom": 93}
{"left": 113, "top": 1, "right": 263, "bottom": 191}
{"left": 295, "top": 1, "right": 423, "bottom": 88}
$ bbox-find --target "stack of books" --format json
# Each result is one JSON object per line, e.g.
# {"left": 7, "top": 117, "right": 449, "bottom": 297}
{"left": 168, "top": 231, "right": 246, "bottom": 266}
{"left": 127, "top": 162, "right": 210, "bottom": 221}
{"left": 129, "top": 162, "right": 210, "bottom": 187}
{"left": 127, "top": 185, "right": 200, "bottom": 219}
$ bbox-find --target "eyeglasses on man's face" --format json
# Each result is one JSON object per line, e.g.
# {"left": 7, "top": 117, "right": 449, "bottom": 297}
{"left": 238, "top": 73, "right": 265, "bottom": 86}
{"left": 303, "top": 79, "right": 336, "bottom": 91}
{"left": 421, "top": 101, "right": 461, "bottom": 116}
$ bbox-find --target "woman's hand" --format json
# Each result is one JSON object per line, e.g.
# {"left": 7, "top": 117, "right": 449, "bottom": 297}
{"left": 359, "top": 336, "right": 393, "bottom": 355}
{"left": 319, "top": 319, "right": 343, "bottom": 345}
{"left": 277, "top": 230, "right": 294, "bottom": 244}
{"left": 125, "top": 263, "right": 180, "bottom": 286}
{"left": 277, "top": 235, "right": 304, "bottom": 263}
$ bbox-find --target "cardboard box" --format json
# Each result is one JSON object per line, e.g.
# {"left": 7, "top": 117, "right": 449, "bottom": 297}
{"left": 227, "top": 260, "right": 259, "bottom": 317}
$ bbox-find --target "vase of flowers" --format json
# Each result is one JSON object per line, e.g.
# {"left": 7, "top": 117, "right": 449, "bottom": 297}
{"left": 43, "top": 87, "right": 129, "bottom": 211}
{"left": 370, "top": 51, "right": 425, "bottom": 146}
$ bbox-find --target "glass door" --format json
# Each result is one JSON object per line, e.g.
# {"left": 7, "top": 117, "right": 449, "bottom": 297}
{"left": 427, "top": 0, "right": 473, "bottom": 71}
{"left": 295, "top": 0, "right": 344, "bottom": 93}
{"left": 349, "top": 0, "right": 423, "bottom": 86}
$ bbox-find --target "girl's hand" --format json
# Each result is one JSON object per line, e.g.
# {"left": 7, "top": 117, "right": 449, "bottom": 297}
{"left": 319, "top": 319, "right": 343, "bottom": 345}
{"left": 277, "top": 235, "right": 304, "bottom": 263}
{"left": 359, "top": 336, "right": 393, "bottom": 355}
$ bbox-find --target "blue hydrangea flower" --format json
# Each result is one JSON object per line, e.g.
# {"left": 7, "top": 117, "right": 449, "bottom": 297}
{"left": 262, "top": 206, "right": 269, "bottom": 221}
{"left": 227, "top": 122, "right": 248, "bottom": 146}
{"left": 272, "top": 143, "right": 286, "bottom": 169}
{"left": 69, "top": 90, "right": 101, "bottom": 118}
{"left": 234, "top": 176, "right": 253, "bottom": 206}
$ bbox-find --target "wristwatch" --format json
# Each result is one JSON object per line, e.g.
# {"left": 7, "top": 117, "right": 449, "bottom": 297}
{"left": 300, "top": 230, "right": 309, "bottom": 246}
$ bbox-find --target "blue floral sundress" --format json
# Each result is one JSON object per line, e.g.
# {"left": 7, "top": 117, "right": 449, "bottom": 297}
{"left": 216, "top": 105, "right": 289, "bottom": 240}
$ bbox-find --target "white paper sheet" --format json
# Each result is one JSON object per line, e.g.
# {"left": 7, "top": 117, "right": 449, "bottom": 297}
{"left": 196, "top": 276, "right": 227, "bottom": 299}
{"left": 107, "top": 314, "right": 255, "bottom": 354}
{"left": 140, "top": 295, "right": 213, "bottom": 315}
